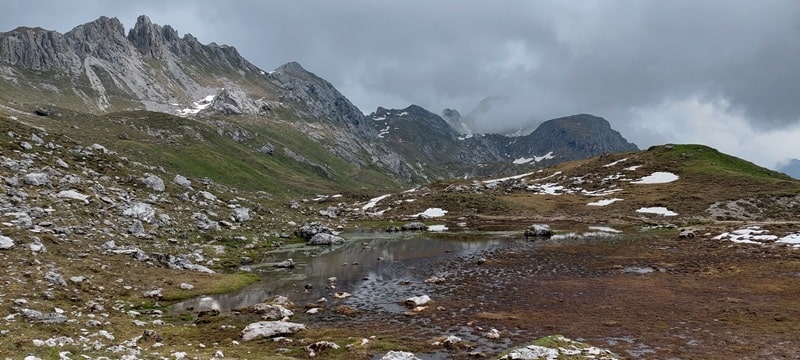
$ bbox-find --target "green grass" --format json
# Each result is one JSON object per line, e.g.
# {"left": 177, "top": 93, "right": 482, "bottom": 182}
{"left": 6, "top": 107, "right": 400, "bottom": 198}
{"left": 654, "top": 144, "right": 792, "bottom": 180}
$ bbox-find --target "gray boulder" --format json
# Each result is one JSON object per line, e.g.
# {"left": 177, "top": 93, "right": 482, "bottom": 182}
{"left": 44, "top": 271, "right": 66, "bottom": 287}
{"left": 524, "top": 224, "right": 552, "bottom": 238}
{"left": 401, "top": 222, "right": 427, "bottom": 231}
{"left": 122, "top": 202, "right": 156, "bottom": 223}
{"left": 22, "top": 172, "right": 49, "bottom": 186}
{"left": 308, "top": 233, "right": 344, "bottom": 245}
{"left": 173, "top": 174, "right": 192, "bottom": 188}
{"left": 248, "top": 304, "right": 294, "bottom": 320}
{"left": 129, "top": 220, "right": 146, "bottom": 236}
{"left": 232, "top": 207, "right": 250, "bottom": 222}
{"left": 22, "top": 309, "right": 67, "bottom": 324}
{"left": 137, "top": 174, "right": 165, "bottom": 192}
{"left": 296, "top": 222, "right": 334, "bottom": 240}
{"left": 0, "top": 235, "right": 14, "bottom": 249}
{"left": 241, "top": 321, "right": 306, "bottom": 341}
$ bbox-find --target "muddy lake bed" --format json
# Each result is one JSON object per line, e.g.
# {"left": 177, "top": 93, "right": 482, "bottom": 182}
{"left": 172, "top": 226, "right": 800, "bottom": 359}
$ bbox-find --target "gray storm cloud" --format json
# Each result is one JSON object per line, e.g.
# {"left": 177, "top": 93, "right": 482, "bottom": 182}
{"left": 2, "top": 0, "right": 800, "bottom": 166}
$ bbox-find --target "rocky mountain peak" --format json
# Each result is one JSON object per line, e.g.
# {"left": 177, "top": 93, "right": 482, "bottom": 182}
{"left": 271, "top": 61, "right": 371, "bottom": 135}
{"left": 274, "top": 61, "right": 315, "bottom": 80}
{"left": 68, "top": 16, "right": 126, "bottom": 40}
{"left": 127, "top": 15, "right": 169, "bottom": 58}
{"left": 503, "top": 114, "right": 638, "bottom": 163}
{"left": 778, "top": 158, "right": 800, "bottom": 180}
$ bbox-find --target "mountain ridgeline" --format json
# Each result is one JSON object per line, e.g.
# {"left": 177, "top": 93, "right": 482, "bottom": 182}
{"left": 0, "top": 15, "right": 638, "bottom": 191}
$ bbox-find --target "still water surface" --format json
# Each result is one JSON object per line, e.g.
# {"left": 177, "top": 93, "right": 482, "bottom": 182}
{"left": 172, "top": 231, "right": 516, "bottom": 316}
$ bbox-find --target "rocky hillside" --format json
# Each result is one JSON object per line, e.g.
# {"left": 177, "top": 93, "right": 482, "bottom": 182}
{"left": 353, "top": 144, "right": 800, "bottom": 227}
{"left": 1, "top": 15, "right": 639, "bottom": 189}
{"left": 503, "top": 114, "right": 639, "bottom": 164}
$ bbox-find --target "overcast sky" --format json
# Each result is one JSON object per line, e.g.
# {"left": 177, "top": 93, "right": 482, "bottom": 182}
{"left": 2, "top": 0, "right": 799, "bottom": 169}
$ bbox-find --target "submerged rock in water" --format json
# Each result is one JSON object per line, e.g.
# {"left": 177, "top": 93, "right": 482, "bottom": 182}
{"left": 274, "top": 259, "right": 295, "bottom": 268}
{"left": 380, "top": 351, "right": 421, "bottom": 360}
{"left": 241, "top": 321, "right": 306, "bottom": 341}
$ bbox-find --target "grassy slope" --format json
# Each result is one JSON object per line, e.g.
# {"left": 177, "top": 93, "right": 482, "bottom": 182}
{"left": 4, "top": 105, "right": 400, "bottom": 198}
{"left": 374, "top": 144, "right": 800, "bottom": 225}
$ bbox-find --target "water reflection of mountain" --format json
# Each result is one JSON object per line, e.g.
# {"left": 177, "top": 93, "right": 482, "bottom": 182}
{"left": 172, "top": 233, "right": 510, "bottom": 315}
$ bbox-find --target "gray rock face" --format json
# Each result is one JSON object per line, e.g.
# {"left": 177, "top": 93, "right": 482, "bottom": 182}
{"left": 308, "top": 233, "right": 344, "bottom": 245}
{"left": 241, "top": 321, "right": 306, "bottom": 341}
{"left": 272, "top": 61, "right": 371, "bottom": 137}
{"left": 209, "top": 88, "right": 271, "bottom": 116}
{"left": 0, "top": 15, "right": 262, "bottom": 113}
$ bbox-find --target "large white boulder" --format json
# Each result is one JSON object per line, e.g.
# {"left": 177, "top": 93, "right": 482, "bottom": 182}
{"left": 241, "top": 321, "right": 305, "bottom": 341}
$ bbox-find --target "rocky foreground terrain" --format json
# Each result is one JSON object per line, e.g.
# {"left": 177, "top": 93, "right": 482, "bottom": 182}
{"left": 1, "top": 110, "right": 800, "bottom": 359}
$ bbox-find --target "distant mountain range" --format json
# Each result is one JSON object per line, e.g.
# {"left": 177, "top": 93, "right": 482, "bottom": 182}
{"left": 0, "top": 15, "right": 638, "bottom": 187}
{"left": 778, "top": 159, "right": 800, "bottom": 180}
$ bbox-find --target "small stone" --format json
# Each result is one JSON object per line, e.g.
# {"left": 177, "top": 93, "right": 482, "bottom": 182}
{"left": 0, "top": 235, "right": 15, "bottom": 249}
{"left": 232, "top": 207, "right": 250, "bottom": 222}
{"left": 57, "top": 190, "right": 90, "bottom": 204}
{"left": 44, "top": 271, "right": 67, "bottom": 287}
{"left": 484, "top": 328, "right": 501, "bottom": 339}
{"left": 173, "top": 175, "right": 192, "bottom": 188}
{"left": 274, "top": 259, "right": 294, "bottom": 268}
{"left": 143, "top": 289, "right": 163, "bottom": 299}
{"left": 180, "top": 283, "right": 194, "bottom": 290}
{"left": 405, "top": 295, "right": 431, "bottom": 307}
{"left": 23, "top": 172, "right": 49, "bottom": 186}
